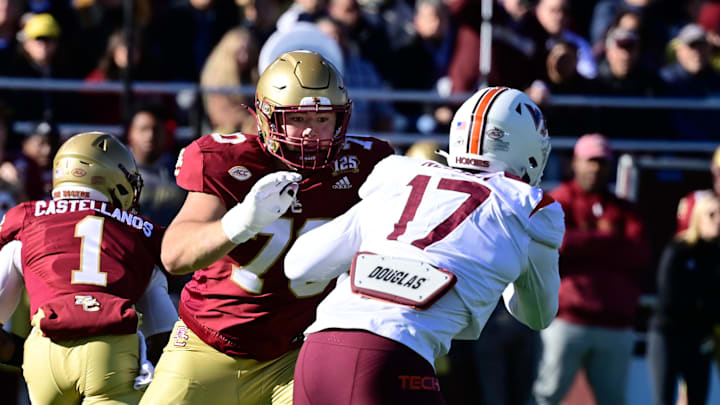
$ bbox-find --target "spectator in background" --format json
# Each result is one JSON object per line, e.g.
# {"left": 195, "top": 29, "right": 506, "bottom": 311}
{"left": 327, "top": 0, "right": 392, "bottom": 80}
{"left": 236, "top": 0, "right": 285, "bottom": 44}
{"left": 448, "top": 0, "right": 546, "bottom": 93}
{"left": 660, "top": 23, "right": 720, "bottom": 139}
{"left": 71, "top": 0, "right": 152, "bottom": 78}
{"left": 387, "top": 0, "right": 454, "bottom": 132}
{"left": 647, "top": 192, "right": 720, "bottom": 405}
{"left": 9, "top": 13, "right": 73, "bottom": 121}
{"left": 529, "top": 40, "right": 597, "bottom": 139}
{"left": 86, "top": 29, "right": 147, "bottom": 82}
{"left": 84, "top": 28, "right": 151, "bottom": 124}
{"left": 591, "top": 0, "right": 647, "bottom": 45}
{"left": 146, "top": 0, "right": 239, "bottom": 81}
{"left": 358, "top": 0, "right": 415, "bottom": 53}
{"left": 697, "top": 0, "right": 720, "bottom": 72}
{"left": 125, "top": 104, "right": 185, "bottom": 227}
{"left": 0, "top": 104, "right": 23, "bottom": 201}
{"left": 316, "top": 16, "right": 394, "bottom": 132}
{"left": 676, "top": 146, "right": 720, "bottom": 233}
{"left": 0, "top": 0, "right": 21, "bottom": 75}
{"left": 533, "top": 0, "right": 597, "bottom": 79}
{"left": 534, "top": 133, "right": 651, "bottom": 405}
{"left": 595, "top": 27, "right": 659, "bottom": 96}
{"left": 14, "top": 121, "right": 58, "bottom": 200}
{"left": 199, "top": 26, "right": 259, "bottom": 134}
{"left": 276, "top": 0, "right": 328, "bottom": 31}
{"left": 590, "top": 0, "right": 673, "bottom": 69}
{"left": 544, "top": 40, "right": 596, "bottom": 94}
{"left": 388, "top": 0, "right": 454, "bottom": 90}
{"left": 592, "top": 26, "right": 665, "bottom": 138}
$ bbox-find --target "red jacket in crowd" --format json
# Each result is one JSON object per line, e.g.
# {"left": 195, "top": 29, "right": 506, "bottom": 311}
{"left": 550, "top": 180, "right": 651, "bottom": 329}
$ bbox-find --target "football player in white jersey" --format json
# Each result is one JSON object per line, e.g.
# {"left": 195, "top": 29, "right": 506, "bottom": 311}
{"left": 284, "top": 86, "right": 566, "bottom": 405}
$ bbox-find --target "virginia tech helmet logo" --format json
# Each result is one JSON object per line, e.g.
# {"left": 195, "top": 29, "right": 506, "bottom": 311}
{"left": 228, "top": 166, "right": 252, "bottom": 181}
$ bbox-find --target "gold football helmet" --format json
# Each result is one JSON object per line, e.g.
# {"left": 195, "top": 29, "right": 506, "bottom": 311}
{"left": 255, "top": 50, "right": 352, "bottom": 170}
{"left": 53, "top": 132, "right": 143, "bottom": 211}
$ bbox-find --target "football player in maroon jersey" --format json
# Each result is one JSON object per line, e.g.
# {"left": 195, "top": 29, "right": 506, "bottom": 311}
{"left": 0, "top": 132, "right": 177, "bottom": 404}
{"left": 140, "top": 50, "right": 394, "bottom": 405}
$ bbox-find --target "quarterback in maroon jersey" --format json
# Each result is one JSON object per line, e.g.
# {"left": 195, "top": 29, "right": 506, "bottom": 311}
{"left": 140, "top": 50, "right": 394, "bottom": 405}
{"left": 0, "top": 132, "right": 177, "bottom": 404}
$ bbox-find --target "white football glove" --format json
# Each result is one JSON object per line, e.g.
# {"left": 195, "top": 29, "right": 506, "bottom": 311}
{"left": 222, "top": 171, "right": 302, "bottom": 244}
{"left": 134, "top": 331, "right": 155, "bottom": 391}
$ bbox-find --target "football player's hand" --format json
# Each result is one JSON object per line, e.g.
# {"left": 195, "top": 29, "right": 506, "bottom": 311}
{"left": 134, "top": 330, "right": 154, "bottom": 390}
{"left": 222, "top": 171, "right": 302, "bottom": 244}
{"left": 133, "top": 360, "right": 154, "bottom": 390}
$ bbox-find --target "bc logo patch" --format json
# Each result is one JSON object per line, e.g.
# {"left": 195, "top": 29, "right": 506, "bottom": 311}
{"left": 74, "top": 295, "right": 100, "bottom": 312}
{"left": 174, "top": 326, "right": 190, "bottom": 347}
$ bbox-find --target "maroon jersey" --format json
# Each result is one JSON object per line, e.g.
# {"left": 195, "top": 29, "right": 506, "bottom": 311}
{"left": 175, "top": 133, "right": 394, "bottom": 360}
{"left": 0, "top": 199, "right": 164, "bottom": 339}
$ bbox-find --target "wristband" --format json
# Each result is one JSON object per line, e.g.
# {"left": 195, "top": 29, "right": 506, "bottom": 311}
{"left": 221, "top": 203, "right": 257, "bottom": 244}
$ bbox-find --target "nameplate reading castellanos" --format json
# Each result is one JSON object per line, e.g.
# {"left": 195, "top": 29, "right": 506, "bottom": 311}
{"left": 350, "top": 252, "right": 457, "bottom": 310}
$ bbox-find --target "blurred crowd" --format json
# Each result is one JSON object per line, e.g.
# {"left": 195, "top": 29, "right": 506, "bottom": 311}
{"left": 0, "top": 0, "right": 719, "bottom": 139}
{"left": 2, "top": 0, "right": 720, "bottom": 404}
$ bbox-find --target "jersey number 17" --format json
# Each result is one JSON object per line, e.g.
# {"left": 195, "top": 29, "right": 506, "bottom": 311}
{"left": 388, "top": 175, "right": 490, "bottom": 248}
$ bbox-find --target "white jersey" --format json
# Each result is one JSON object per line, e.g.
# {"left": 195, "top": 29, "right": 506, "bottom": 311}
{"left": 285, "top": 155, "right": 565, "bottom": 366}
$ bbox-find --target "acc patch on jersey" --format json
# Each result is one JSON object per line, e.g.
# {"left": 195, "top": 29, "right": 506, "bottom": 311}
{"left": 228, "top": 166, "right": 252, "bottom": 181}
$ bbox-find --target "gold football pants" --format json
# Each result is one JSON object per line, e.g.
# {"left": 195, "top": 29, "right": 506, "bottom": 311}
{"left": 139, "top": 320, "right": 296, "bottom": 405}
{"left": 23, "top": 326, "right": 141, "bottom": 405}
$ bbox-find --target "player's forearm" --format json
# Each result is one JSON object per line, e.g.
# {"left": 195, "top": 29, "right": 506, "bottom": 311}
{"left": 504, "top": 241, "right": 560, "bottom": 330}
{"left": 161, "top": 220, "right": 237, "bottom": 275}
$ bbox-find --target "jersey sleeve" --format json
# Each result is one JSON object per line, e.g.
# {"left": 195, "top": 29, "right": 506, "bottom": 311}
{"left": 136, "top": 266, "right": 178, "bottom": 337}
{"left": 0, "top": 205, "right": 26, "bottom": 246}
{"left": 526, "top": 198, "right": 565, "bottom": 249}
{"left": 174, "top": 140, "right": 205, "bottom": 192}
{"left": 502, "top": 239, "right": 560, "bottom": 330}
{"left": 0, "top": 241, "right": 24, "bottom": 324}
{"left": 284, "top": 202, "right": 363, "bottom": 283}
{"left": 358, "top": 155, "right": 407, "bottom": 200}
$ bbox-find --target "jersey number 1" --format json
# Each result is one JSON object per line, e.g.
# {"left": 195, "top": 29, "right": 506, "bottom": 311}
{"left": 387, "top": 175, "right": 490, "bottom": 249}
{"left": 71, "top": 216, "right": 108, "bottom": 286}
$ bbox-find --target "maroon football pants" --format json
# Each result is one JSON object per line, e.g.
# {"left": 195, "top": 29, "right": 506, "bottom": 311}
{"left": 294, "top": 329, "right": 446, "bottom": 405}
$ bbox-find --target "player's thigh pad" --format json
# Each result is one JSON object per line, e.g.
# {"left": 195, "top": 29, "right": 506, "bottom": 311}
{"left": 24, "top": 327, "right": 141, "bottom": 405}
{"left": 140, "top": 320, "right": 297, "bottom": 405}
{"left": 295, "top": 330, "right": 445, "bottom": 405}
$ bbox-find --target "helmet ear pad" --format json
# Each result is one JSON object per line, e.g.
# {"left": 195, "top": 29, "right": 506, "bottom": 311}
{"left": 254, "top": 50, "right": 352, "bottom": 170}
{"left": 52, "top": 132, "right": 143, "bottom": 211}
{"left": 445, "top": 87, "right": 551, "bottom": 186}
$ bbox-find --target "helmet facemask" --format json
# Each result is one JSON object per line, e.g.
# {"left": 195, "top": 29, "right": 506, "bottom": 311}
{"left": 257, "top": 99, "right": 351, "bottom": 170}
{"left": 114, "top": 162, "right": 144, "bottom": 213}
{"left": 254, "top": 50, "right": 352, "bottom": 170}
